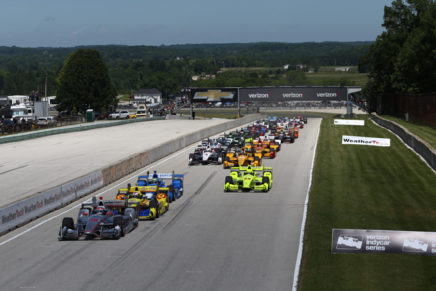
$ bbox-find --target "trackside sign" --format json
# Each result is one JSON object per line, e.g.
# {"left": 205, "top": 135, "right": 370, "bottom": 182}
{"left": 342, "top": 135, "right": 390, "bottom": 147}
{"left": 332, "top": 229, "right": 436, "bottom": 256}
{"left": 334, "top": 119, "right": 365, "bottom": 126}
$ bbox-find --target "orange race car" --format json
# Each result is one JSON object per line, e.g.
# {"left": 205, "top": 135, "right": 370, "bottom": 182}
{"left": 223, "top": 148, "right": 262, "bottom": 169}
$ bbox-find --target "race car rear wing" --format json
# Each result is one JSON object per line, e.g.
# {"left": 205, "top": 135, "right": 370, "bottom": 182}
{"left": 140, "top": 170, "right": 184, "bottom": 180}
{"left": 230, "top": 166, "right": 273, "bottom": 173}
{"left": 82, "top": 197, "right": 134, "bottom": 209}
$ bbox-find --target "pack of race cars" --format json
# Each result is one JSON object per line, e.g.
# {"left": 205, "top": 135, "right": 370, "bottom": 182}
{"left": 58, "top": 115, "right": 306, "bottom": 240}
{"left": 58, "top": 171, "right": 184, "bottom": 240}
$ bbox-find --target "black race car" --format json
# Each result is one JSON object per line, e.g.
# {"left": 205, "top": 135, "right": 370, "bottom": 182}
{"left": 58, "top": 197, "right": 138, "bottom": 240}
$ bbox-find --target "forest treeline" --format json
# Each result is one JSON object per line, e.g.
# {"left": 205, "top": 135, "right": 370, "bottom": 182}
{"left": 0, "top": 41, "right": 371, "bottom": 97}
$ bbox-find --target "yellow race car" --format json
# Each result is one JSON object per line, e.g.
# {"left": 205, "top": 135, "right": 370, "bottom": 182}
{"left": 116, "top": 186, "right": 169, "bottom": 220}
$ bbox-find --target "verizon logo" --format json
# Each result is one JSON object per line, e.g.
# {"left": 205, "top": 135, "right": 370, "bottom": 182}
{"left": 248, "top": 93, "right": 270, "bottom": 98}
{"left": 317, "top": 92, "right": 337, "bottom": 98}
{"left": 283, "top": 93, "right": 303, "bottom": 98}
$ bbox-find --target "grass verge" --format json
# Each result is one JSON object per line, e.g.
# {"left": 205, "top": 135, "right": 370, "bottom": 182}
{"left": 298, "top": 115, "right": 436, "bottom": 291}
{"left": 381, "top": 115, "right": 436, "bottom": 150}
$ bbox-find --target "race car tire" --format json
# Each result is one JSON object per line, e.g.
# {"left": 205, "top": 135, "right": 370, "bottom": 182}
{"left": 62, "top": 217, "right": 75, "bottom": 230}
{"left": 113, "top": 216, "right": 124, "bottom": 237}
{"left": 169, "top": 185, "right": 176, "bottom": 202}
{"left": 188, "top": 153, "right": 194, "bottom": 165}
{"left": 262, "top": 177, "right": 270, "bottom": 190}
{"left": 225, "top": 176, "right": 233, "bottom": 188}
{"left": 150, "top": 200, "right": 160, "bottom": 219}
{"left": 218, "top": 156, "right": 223, "bottom": 164}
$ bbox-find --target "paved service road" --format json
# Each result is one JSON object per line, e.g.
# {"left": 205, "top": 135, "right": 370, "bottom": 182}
{"left": 0, "top": 118, "right": 321, "bottom": 291}
{"left": 0, "top": 119, "right": 229, "bottom": 208}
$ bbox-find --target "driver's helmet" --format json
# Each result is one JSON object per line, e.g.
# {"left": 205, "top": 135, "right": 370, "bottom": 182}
{"left": 152, "top": 178, "right": 158, "bottom": 184}
{"left": 246, "top": 165, "right": 254, "bottom": 174}
{"left": 130, "top": 192, "right": 141, "bottom": 199}
{"left": 96, "top": 206, "right": 105, "bottom": 214}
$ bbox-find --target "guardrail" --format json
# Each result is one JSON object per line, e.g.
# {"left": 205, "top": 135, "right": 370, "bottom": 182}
{"left": 371, "top": 113, "right": 436, "bottom": 171}
{"left": 0, "top": 114, "right": 262, "bottom": 234}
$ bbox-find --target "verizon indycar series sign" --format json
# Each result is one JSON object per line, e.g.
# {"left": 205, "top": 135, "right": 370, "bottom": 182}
{"left": 332, "top": 229, "right": 436, "bottom": 256}
{"left": 342, "top": 135, "right": 390, "bottom": 147}
{"left": 334, "top": 119, "right": 365, "bottom": 126}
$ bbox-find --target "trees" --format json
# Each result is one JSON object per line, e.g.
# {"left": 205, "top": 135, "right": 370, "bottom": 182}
{"left": 56, "top": 49, "right": 116, "bottom": 113}
{"left": 363, "top": 0, "right": 436, "bottom": 111}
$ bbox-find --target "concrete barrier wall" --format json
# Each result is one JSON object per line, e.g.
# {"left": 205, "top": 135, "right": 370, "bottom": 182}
{"left": 0, "top": 114, "right": 261, "bottom": 234}
{"left": 371, "top": 113, "right": 436, "bottom": 171}
{"left": 0, "top": 170, "right": 103, "bottom": 234}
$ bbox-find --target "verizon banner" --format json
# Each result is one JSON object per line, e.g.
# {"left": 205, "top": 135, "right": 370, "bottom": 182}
{"left": 239, "top": 87, "right": 348, "bottom": 102}
{"left": 332, "top": 229, "right": 436, "bottom": 256}
{"left": 342, "top": 135, "right": 390, "bottom": 147}
{"left": 334, "top": 119, "right": 365, "bottom": 126}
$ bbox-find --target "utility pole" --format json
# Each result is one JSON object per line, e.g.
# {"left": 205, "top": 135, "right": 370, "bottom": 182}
{"left": 45, "top": 73, "right": 48, "bottom": 98}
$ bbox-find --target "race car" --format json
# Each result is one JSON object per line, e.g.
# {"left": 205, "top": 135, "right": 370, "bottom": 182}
{"left": 136, "top": 171, "right": 184, "bottom": 202}
{"left": 138, "top": 185, "right": 170, "bottom": 219}
{"left": 223, "top": 148, "right": 262, "bottom": 169}
{"left": 188, "top": 146, "right": 225, "bottom": 165}
{"left": 116, "top": 185, "right": 169, "bottom": 220}
{"left": 58, "top": 197, "right": 138, "bottom": 240}
{"left": 253, "top": 143, "right": 275, "bottom": 159}
{"left": 224, "top": 165, "right": 273, "bottom": 192}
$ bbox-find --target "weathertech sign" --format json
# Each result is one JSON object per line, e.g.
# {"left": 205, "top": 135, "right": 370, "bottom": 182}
{"left": 332, "top": 229, "right": 436, "bottom": 256}
{"left": 240, "top": 87, "right": 347, "bottom": 102}
{"left": 342, "top": 135, "right": 390, "bottom": 147}
{"left": 334, "top": 119, "right": 365, "bottom": 126}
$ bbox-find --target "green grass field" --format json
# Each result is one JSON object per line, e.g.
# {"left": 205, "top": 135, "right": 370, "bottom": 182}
{"left": 381, "top": 115, "right": 436, "bottom": 149}
{"left": 298, "top": 116, "right": 436, "bottom": 291}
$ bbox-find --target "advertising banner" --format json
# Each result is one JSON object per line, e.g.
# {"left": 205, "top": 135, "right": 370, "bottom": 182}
{"left": 0, "top": 170, "right": 103, "bottom": 234}
{"left": 332, "top": 229, "right": 436, "bottom": 255}
{"left": 342, "top": 135, "right": 390, "bottom": 147}
{"left": 239, "top": 87, "right": 348, "bottom": 102}
{"left": 334, "top": 119, "right": 365, "bottom": 126}
{"left": 191, "top": 88, "right": 238, "bottom": 102}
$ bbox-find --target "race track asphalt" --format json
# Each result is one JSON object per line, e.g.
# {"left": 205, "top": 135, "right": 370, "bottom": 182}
{"left": 0, "top": 118, "right": 321, "bottom": 291}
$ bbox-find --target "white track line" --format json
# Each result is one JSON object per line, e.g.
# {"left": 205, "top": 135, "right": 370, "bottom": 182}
{"left": 292, "top": 121, "right": 321, "bottom": 291}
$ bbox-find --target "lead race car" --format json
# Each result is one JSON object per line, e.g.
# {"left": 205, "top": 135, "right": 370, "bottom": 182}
{"left": 224, "top": 165, "right": 273, "bottom": 192}
{"left": 58, "top": 197, "right": 138, "bottom": 240}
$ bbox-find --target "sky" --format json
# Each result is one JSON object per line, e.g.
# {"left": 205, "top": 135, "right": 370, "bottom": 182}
{"left": 0, "top": 0, "right": 394, "bottom": 48}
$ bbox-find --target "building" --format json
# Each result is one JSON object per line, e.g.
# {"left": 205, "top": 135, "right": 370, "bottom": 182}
{"left": 133, "top": 89, "right": 162, "bottom": 106}
{"left": 335, "top": 67, "right": 351, "bottom": 72}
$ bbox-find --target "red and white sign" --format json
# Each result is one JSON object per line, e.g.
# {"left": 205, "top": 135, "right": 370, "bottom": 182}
{"left": 334, "top": 119, "right": 365, "bottom": 126}
{"left": 342, "top": 135, "right": 390, "bottom": 147}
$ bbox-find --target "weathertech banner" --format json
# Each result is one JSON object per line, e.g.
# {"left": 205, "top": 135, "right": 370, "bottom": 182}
{"left": 239, "top": 87, "right": 347, "bottom": 102}
{"left": 342, "top": 135, "right": 390, "bottom": 147}
{"left": 332, "top": 229, "right": 436, "bottom": 256}
{"left": 334, "top": 119, "right": 365, "bottom": 126}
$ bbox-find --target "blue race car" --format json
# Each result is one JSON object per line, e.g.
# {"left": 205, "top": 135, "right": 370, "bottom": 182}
{"left": 136, "top": 171, "right": 184, "bottom": 202}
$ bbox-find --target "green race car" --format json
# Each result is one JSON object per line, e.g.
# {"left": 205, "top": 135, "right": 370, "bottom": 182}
{"left": 224, "top": 165, "right": 273, "bottom": 192}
